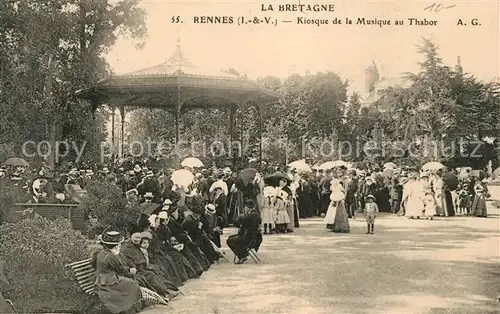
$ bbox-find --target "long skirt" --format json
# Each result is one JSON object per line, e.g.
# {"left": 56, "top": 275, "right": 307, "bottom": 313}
{"left": 331, "top": 201, "right": 350, "bottom": 233}
{"left": 165, "top": 248, "right": 197, "bottom": 280}
{"left": 405, "top": 196, "right": 424, "bottom": 218}
{"left": 186, "top": 242, "right": 210, "bottom": 271}
{"left": 471, "top": 193, "right": 487, "bottom": 217}
{"left": 324, "top": 200, "right": 338, "bottom": 227}
{"left": 95, "top": 276, "right": 142, "bottom": 314}
{"left": 423, "top": 196, "right": 437, "bottom": 217}
{"left": 275, "top": 209, "right": 290, "bottom": 224}
{"left": 141, "top": 269, "right": 178, "bottom": 295}
{"left": 261, "top": 205, "right": 275, "bottom": 225}
{"left": 443, "top": 189, "right": 456, "bottom": 217}
{"left": 286, "top": 199, "right": 299, "bottom": 231}
{"left": 153, "top": 253, "right": 183, "bottom": 286}
{"left": 180, "top": 246, "right": 204, "bottom": 276}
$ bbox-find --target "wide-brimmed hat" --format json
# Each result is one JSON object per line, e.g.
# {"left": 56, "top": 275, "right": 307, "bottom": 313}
{"left": 133, "top": 165, "right": 141, "bottom": 172}
{"left": 205, "top": 203, "right": 216, "bottom": 214}
{"left": 100, "top": 231, "right": 124, "bottom": 245}
{"left": 102, "top": 167, "right": 110, "bottom": 173}
{"left": 129, "top": 224, "right": 143, "bottom": 236}
{"left": 365, "top": 194, "right": 376, "bottom": 201}
{"left": 141, "top": 231, "right": 153, "bottom": 240}
{"left": 144, "top": 192, "right": 154, "bottom": 199}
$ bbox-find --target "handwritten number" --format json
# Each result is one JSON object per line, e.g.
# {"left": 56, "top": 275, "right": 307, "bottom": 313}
{"left": 424, "top": 3, "right": 456, "bottom": 12}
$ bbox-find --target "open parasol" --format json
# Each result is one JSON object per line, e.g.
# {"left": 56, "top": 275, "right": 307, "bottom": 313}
{"left": 288, "top": 159, "right": 312, "bottom": 173}
{"left": 181, "top": 157, "right": 204, "bottom": 168}
{"left": 171, "top": 169, "right": 194, "bottom": 188}
{"left": 140, "top": 203, "right": 163, "bottom": 216}
{"left": 319, "top": 160, "right": 346, "bottom": 170}
{"left": 3, "top": 157, "right": 29, "bottom": 167}
{"left": 421, "top": 161, "right": 445, "bottom": 171}
{"left": 384, "top": 162, "right": 397, "bottom": 169}
{"left": 264, "top": 171, "right": 291, "bottom": 187}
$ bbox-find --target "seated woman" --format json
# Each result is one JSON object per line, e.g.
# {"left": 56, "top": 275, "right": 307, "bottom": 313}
{"left": 182, "top": 199, "right": 220, "bottom": 264}
{"left": 152, "top": 209, "right": 200, "bottom": 280}
{"left": 121, "top": 226, "right": 180, "bottom": 299}
{"left": 227, "top": 199, "right": 263, "bottom": 264}
{"left": 92, "top": 230, "right": 143, "bottom": 314}
{"left": 167, "top": 204, "right": 210, "bottom": 272}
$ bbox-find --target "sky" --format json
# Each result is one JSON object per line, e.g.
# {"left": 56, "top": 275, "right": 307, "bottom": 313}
{"left": 105, "top": 0, "right": 499, "bottom": 95}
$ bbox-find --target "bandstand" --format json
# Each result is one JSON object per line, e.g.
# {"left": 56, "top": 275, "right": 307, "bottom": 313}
{"left": 75, "top": 38, "right": 280, "bottom": 168}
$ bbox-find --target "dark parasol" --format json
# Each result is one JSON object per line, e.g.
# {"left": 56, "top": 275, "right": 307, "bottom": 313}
{"left": 264, "top": 171, "right": 291, "bottom": 187}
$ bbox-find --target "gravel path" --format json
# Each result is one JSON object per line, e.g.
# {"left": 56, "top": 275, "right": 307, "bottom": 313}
{"left": 144, "top": 207, "right": 500, "bottom": 314}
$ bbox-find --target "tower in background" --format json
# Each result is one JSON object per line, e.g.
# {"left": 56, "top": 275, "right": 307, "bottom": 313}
{"left": 364, "top": 61, "right": 380, "bottom": 93}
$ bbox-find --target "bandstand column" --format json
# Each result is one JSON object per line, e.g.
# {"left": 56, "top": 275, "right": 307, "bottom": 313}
{"left": 110, "top": 105, "right": 115, "bottom": 164}
{"left": 258, "top": 104, "right": 263, "bottom": 170}
{"left": 239, "top": 102, "right": 245, "bottom": 166}
{"left": 90, "top": 100, "right": 99, "bottom": 163}
{"left": 119, "top": 106, "right": 125, "bottom": 157}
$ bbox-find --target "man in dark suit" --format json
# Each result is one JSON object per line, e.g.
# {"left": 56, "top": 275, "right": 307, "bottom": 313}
{"left": 345, "top": 170, "right": 358, "bottom": 218}
{"left": 226, "top": 199, "right": 262, "bottom": 264}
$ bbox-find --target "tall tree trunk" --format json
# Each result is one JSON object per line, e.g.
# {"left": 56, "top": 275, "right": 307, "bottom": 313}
{"left": 44, "top": 53, "right": 56, "bottom": 167}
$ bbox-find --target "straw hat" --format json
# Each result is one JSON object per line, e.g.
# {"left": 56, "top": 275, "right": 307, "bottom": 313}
{"left": 205, "top": 203, "right": 216, "bottom": 214}
{"left": 365, "top": 194, "right": 376, "bottom": 201}
{"left": 99, "top": 231, "right": 124, "bottom": 245}
{"left": 144, "top": 192, "right": 154, "bottom": 199}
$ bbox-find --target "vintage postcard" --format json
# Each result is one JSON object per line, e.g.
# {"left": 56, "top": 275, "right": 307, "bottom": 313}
{"left": 0, "top": 0, "right": 498, "bottom": 313}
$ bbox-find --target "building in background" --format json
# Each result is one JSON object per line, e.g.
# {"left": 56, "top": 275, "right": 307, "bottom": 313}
{"left": 360, "top": 61, "right": 412, "bottom": 107}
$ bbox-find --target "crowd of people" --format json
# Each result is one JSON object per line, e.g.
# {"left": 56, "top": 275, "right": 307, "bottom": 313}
{"left": 0, "top": 157, "right": 494, "bottom": 313}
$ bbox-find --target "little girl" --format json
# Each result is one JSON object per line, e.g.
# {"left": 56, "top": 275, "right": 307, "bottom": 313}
{"left": 274, "top": 189, "right": 291, "bottom": 233}
{"left": 261, "top": 186, "right": 276, "bottom": 234}
{"left": 364, "top": 195, "right": 378, "bottom": 234}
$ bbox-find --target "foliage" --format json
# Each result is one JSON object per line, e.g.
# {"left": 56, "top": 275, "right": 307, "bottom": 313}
{"left": 0, "top": 183, "right": 32, "bottom": 224}
{"left": 0, "top": 217, "right": 89, "bottom": 312}
{"left": 0, "top": 0, "right": 147, "bottom": 165}
{"left": 80, "top": 180, "right": 141, "bottom": 235}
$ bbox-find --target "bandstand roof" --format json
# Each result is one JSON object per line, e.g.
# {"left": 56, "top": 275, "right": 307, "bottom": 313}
{"left": 75, "top": 38, "right": 280, "bottom": 110}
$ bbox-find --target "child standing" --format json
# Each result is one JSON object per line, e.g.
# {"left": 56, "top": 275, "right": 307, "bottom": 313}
{"left": 364, "top": 195, "right": 378, "bottom": 234}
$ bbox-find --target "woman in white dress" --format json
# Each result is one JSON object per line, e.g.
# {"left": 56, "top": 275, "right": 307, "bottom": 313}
{"left": 421, "top": 173, "right": 436, "bottom": 219}
{"left": 274, "top": 189, "right": 291, "bottom": 233}
{"left": 403, "top": 173, "right": 424, "bottom": 219}
{"left": 324, "top": 175, "right": 350, "bottom": 232}
{"left": 260, "top": 186, "right": 276, "bottom": 234}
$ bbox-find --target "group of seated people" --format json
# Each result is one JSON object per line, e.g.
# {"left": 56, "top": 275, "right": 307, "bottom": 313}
{"left": 91, "top": 194, "right": 262, "bottom": 313}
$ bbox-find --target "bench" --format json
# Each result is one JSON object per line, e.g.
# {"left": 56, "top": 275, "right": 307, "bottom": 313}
{"left": 65, "top": 259, "right": 170, "bottom": 307}
{"left": 14, "top": 203, "right": 86, "bottom": 231}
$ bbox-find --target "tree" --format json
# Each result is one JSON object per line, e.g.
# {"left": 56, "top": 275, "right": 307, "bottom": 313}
{"left": 0, "top": 0, "right": 147, "bottom": 165}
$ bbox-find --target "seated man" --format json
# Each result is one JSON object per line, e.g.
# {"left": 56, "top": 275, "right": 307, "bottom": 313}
{"left": 226, "top": 199, "right": 263, "bottom": 264}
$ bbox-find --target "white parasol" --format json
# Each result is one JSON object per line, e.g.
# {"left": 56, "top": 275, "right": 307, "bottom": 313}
{"left": 171, "top": 169, "right": 194, "bottom": 188}
{"left": 181, "top": 157, "right": 204, "bottom": 168}
{"left": 319, "top": 160, "right": 347, "bottom": 170}
{"left": 288, "top": 159, "right": 312, "bottom": 173}
{"left": 421, "top": 161, "right": 445, "bottom": 171}
{"left": 384, "top": 162, "right": 397, "bottom": 169}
